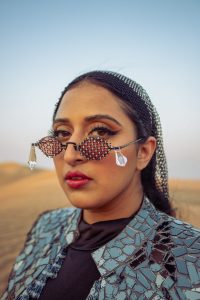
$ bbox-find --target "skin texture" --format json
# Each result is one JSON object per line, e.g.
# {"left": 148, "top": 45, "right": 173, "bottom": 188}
{"left": 53, "top": 82, "right": 156, "bottom": 224}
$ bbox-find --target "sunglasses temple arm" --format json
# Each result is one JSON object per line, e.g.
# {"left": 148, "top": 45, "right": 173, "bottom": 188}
{"left": 110, "top": 138, "right": 144, "bottom": 150}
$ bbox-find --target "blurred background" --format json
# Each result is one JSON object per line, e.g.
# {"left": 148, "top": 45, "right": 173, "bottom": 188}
{"left": 0, "top": 0, "right": 200, "bottom": 179}
{"left": 0, "top": 0, "right": 200, "bottom": 295}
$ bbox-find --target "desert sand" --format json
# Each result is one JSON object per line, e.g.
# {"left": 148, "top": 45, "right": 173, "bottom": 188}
{"left": 0, "top": 162, "right": 199, "bottom": 295}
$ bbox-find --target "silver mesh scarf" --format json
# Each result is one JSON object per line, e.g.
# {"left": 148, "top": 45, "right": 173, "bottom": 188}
{"left": 55, "top": 70, "right": 169, "bottom": 207}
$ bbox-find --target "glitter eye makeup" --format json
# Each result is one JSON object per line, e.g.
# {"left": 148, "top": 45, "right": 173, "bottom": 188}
{"left": 88, "top": 125, "right": 117, "bottom": 137}
{"left": 49, "top": 129, "right": 71, "bottom": 141}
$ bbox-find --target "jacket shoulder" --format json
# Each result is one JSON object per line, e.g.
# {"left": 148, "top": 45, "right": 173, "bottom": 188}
{"left": 32, "top": 207, "right": 76, "bottom": 234}
{"left": 161, "top": 212, "right": 200, "bottom": 238}
{"left": 157, "top": 212, "right": 200, "bottom": 254}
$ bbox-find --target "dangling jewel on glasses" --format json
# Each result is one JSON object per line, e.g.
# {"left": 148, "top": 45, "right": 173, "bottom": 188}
{"left": 114, "top": 150, "right": 128, "bottom": 167}
{"left": 28, "top": 144, "right": 37, "bottom": 170}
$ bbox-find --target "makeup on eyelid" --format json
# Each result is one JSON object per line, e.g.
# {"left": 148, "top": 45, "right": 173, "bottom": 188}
{"left": 49, "top": 124, "right": 119, "bottom": 141}
{"left": 53, "top": 114, "right": 123, "bottom": 127}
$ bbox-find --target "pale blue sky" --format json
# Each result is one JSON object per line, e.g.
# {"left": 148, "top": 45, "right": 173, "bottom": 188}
{"left": 0, "top": 0, "right": 200, "bottom": 179}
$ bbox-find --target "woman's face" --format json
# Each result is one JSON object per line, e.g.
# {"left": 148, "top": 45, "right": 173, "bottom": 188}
{"left": 53, "top": 82, "right": 152, "bottom": 222}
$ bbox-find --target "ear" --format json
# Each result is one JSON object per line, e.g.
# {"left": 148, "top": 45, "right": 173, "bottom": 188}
{"left": 136, "top": 137, "right": 156, "bottom": 170}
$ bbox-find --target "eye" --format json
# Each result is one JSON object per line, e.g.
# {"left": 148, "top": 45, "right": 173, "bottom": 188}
{"left": 89, "top": 126, "right": 117, "bottom": 138}
{"left": 49, "top": 129, "right": 71, "bottom": 142}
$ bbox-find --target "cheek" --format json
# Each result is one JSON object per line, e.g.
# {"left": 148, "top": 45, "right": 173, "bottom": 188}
{"left": 53, "top": 157, "right": 59, "bottom": 170}
{"left": 53, "top": 157, "right": 63, "bottom": 181}
{"left": 96, "top": 149, "right": 137, "bottom": 185}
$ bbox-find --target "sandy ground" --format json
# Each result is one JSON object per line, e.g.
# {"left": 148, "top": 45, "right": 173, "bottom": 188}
{"left": 0, "top": 162, "right": 199, "bottom": 295}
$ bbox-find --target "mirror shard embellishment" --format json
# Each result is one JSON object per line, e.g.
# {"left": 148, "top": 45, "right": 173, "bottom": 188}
{"left": 115, "top": 150, "right": 128, "bottom": 167}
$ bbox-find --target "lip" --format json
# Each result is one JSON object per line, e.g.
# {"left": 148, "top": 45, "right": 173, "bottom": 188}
{"left": 64, "top": 171, "right": 92, "bottom": 189}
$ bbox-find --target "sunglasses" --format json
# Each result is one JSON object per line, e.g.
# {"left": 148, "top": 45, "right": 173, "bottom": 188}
{"left": 28, "top": 135, "right": 143, "bottom": 170}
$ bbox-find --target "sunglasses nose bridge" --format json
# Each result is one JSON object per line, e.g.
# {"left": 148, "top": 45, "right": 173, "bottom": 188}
{"left": 63, "top": 141, "right": 79, "bottom": 151}
{"left": 62, "top": 141, "right": 83, "bottom": 155}
{"left": 61, "top": 141, "right": 86, "bottom": 165}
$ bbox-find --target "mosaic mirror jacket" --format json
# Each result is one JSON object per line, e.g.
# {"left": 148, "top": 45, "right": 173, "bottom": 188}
{"left": 2, "top": 198, "right": 200, "bottom": 300}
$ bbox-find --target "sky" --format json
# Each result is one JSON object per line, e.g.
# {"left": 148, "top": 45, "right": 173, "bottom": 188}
{"left": 0, "top": 0, "right": 200, "bottom": 179}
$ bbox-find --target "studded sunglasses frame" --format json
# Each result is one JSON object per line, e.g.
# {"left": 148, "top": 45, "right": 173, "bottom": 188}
{"left": 32, "top": 136, "right": 144, "bottom": 161}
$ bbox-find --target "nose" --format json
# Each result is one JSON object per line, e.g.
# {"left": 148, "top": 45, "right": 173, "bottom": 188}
{"left": 63, "top": 141, "right": 85, "bottom": 166}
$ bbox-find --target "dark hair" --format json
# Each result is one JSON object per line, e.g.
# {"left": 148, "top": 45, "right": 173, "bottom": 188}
{"left": 53, "top": 71, "right": 174, "bottom": 216}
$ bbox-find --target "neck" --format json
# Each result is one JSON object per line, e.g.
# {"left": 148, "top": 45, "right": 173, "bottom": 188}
{"left": 83, "top": 181, "right": 143, "bottom": 224}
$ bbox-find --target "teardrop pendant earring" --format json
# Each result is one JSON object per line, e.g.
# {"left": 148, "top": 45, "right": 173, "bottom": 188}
{"left": 28, "top": 144, "right": 37, "bottom": 170}
{"left": 114, "top": 150, "right": 128, "bottom": 167}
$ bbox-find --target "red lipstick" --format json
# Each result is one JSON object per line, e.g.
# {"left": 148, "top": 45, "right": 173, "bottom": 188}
{"left": 65, "top": 171, "right": 92, "bottom": 189}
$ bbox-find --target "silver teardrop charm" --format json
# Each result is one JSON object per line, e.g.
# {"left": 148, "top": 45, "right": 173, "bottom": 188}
{"left": 115, "top": 150, "right": 128, "bottom": 167}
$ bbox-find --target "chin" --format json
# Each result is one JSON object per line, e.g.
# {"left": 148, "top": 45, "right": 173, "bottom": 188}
{"left": 66, "top": 194, "right": 106, "bottom": 210}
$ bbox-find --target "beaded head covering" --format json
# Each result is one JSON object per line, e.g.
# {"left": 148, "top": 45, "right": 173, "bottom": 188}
{"left": 53, "top": 70, "right": 170, "bottom": 214}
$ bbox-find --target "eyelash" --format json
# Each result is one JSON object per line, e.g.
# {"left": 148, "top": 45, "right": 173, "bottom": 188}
{"left": 48, "top": 129, "right": 69, "bottom": 138}
{"left": 89, "top": 126, "right": 117, "bottom": 137}
{"left": 48, "top": 126, "right": 117, "bottom": 138}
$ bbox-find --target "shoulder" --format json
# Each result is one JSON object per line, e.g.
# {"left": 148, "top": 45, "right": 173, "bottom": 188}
{"left": 156, "top": 211, "right": 200, "bottom": 254}
{"left": 17, "top": 206, "right": 78, "bottom": 258}
{"left": 167, "top": 214, "right": 200, "bottom": 258}
{"left": 155, "top": 212, "right": 200, "bottom": 271}
{"left": 160, "top": 211, "right": 200, "bottom": 239}
{"left": 36, "top": 206, "right": 77, "bottom": 223}
{"left": 15, "top": 206, "right": 79, "bottom": 262}
{"left": 29, "top": 206, "right": 77, "bottom": 236}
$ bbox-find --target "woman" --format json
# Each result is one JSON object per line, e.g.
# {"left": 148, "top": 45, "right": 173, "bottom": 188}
{"left": 2, "top": 71, "right": 200, "bottom": 300}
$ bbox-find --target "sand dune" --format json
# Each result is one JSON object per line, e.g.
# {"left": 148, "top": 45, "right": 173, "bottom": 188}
{"left": 0, "top": 162, "right": 199, "bottom": 295}
{"left": 0, "top": 162, "right": 43, "bottom": 186}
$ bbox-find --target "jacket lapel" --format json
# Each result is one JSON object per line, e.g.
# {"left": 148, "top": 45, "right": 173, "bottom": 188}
{"left": 92, "top": 198, "right": 161, "bottom": 277}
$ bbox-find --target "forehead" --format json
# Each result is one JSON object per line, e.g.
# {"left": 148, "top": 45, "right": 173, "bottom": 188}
{"left": 55, "top": 82, "right": 130, "bottom": 123}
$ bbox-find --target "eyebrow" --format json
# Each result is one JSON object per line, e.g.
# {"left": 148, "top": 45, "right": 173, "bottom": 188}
{"left": 85, "top": 114, "right": 122, "bottom": 126}
{"left": 53, "top": 114, "right": 122, "bottom": 126}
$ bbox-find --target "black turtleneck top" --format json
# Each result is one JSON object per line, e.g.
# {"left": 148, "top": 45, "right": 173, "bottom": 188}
{"left": 38, "top": 215, "right": 134, "bottom": 300}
